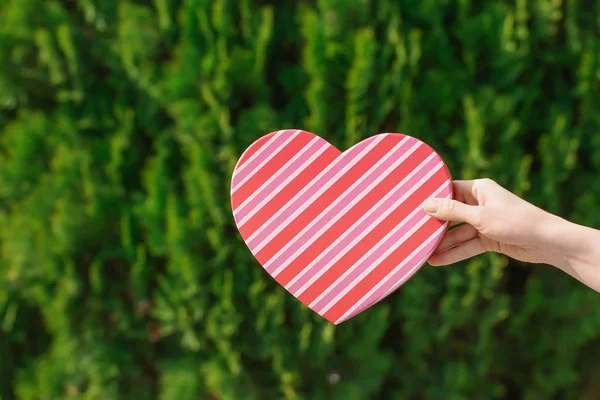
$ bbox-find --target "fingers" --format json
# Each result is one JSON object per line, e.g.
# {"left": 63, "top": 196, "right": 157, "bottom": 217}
{"left": 422, "top": 197, "right": 480, "bottom": 225}
{"left": 428, "top": 237, "right": 487, "bottom": 266}
{"left": 425, "top": 178, "right": 498, "bottom": 266}
{"left": 435, "top": 223, "right": 478, "bottom": 253}
{"left": 453, "top": 180, "right": 478, "bottom": 205}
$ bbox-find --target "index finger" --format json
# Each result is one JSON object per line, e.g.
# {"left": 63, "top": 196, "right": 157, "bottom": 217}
{"left": 452, "top": 180, "right": 478, "bottom": 205}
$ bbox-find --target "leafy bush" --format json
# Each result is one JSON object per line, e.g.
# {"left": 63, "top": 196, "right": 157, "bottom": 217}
{"left": 1, "top": 0, "right": 600, "bottom": 399}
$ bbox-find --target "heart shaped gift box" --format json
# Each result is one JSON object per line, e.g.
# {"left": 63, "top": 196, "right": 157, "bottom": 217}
{"left": 231, "top": 130, "right": 453, "bottom": 324}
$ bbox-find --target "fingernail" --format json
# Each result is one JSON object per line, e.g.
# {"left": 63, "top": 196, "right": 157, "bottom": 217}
{"left": 423, "top": 198, "right": 440, "bottom": 213}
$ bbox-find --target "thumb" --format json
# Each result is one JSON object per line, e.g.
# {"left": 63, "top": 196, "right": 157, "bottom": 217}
{"left": 422, "top": 198, "right": 480, "bottom": 225}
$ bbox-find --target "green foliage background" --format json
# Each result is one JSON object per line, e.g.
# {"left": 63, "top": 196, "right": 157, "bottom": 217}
{"left": 1, "top": 0, "right": 600, "bottom": 399}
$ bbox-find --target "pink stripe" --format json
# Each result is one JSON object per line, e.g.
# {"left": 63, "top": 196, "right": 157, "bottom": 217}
{"left": 341, "top": 186, "right": 452, "bottom": 322}
{"left": 231, "top": 130, "right": 289, "bottom": 189}
{"left": 289, "top": 154, "right": 441, "bottom": 296}
{"left": 234, "top": 138, "right": 325, "bottom": 220}
{"left": 246, "top": 138, "right": 373, "bottom": 249}
{"left": 263, "top": 139, "right": 414, "bottom": 274}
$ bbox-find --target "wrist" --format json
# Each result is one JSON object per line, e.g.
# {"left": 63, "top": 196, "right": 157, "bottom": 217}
{"left": 538, "top": 212, "right": 593, "bottom": 271}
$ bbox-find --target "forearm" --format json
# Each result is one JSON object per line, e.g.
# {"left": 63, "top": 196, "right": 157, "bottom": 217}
{"left": 542, "top": 214, "right": 600, "bottom": 292}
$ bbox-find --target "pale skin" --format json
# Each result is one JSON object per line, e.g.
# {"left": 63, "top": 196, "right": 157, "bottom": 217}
{"left": 422, "top": 178, "right": 600, "bottom": 293}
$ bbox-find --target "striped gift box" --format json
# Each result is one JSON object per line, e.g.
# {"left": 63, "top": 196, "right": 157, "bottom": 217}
{"left": 231, "top": 130, "right": 453, "bottom": 324}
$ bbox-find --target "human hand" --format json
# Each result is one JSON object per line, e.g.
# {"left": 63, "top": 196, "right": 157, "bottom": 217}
{"left": 422, "top": 178, "right": 600, "bottom": 292}
{"left": 422, "top": 178, "right": 563, "bottom": 267}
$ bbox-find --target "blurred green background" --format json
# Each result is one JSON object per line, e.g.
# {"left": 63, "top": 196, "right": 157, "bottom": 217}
{"left": 1, "top": 0, "right": 600, "bottom": 399}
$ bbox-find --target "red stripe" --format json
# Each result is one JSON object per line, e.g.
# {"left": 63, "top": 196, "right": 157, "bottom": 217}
{"left": 275, "top": 144, "right": 433, "bottom": 287}
{"left": 253, "top": 135, "right": 399, "bottom": 265}
{"left": 322, "top": 216, "right": 441, "bottom": 322}
{"left": 238, "top": 146, "right": 340, "bottom": 238}
{"left": 231, "top": 131, "right": 313, "bottom": 209}
{"left": 297, "top": 167, "right": 448, "bottom": 304}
